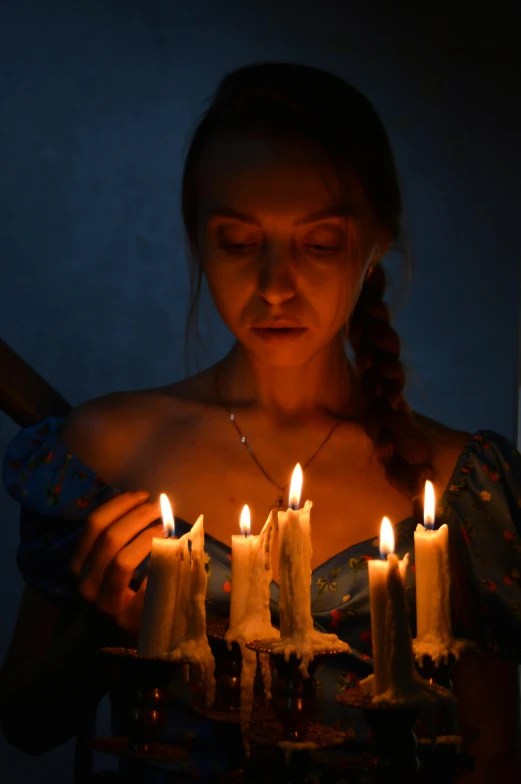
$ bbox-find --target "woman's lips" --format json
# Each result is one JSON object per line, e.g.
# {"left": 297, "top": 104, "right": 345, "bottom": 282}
{"left": 251, "top": 326, "right": 308, "bottom": 344}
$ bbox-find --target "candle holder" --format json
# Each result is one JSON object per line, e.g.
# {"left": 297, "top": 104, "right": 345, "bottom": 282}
{"left": 93, "top": 646, "right": 191, "bottom": 757}
{"left": 202, "top": 617, "right": 244, "bottom": 717}
{"left": 335, "top": 691, "right": 421, "bottom": 781}
{"left": 244, "top": 639, "right": 347, "bottom": 750}
{"left": 191, "top": 618, "right": 275, "bottom": 774}
{"left": 414, "top": 647, "right": 481, "bottom": 756}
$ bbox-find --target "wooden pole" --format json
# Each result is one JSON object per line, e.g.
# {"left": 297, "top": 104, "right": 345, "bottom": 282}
{"left": 1, "top": 338, "right": 97, "bottom": 783}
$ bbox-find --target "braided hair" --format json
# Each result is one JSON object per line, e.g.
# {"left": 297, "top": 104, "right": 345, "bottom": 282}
{"left": 349, "top": 263, "right": 434, "bottom": 507}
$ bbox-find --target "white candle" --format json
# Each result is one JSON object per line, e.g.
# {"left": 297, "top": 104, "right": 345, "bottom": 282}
{"left": 278, "top": 464, "right": 313, "bottom": 640}
{"left": 385, "top": 551, "right": 415, "bottom": 694}
{"left": 272, "top": 464, "right": 350, "bottom": 676}
{"left": 414, "top": 480, "right": 452, "bottom": 656}
{"left": 241, "top": 510, "right": 277, "bottom": 634}
{"left": 170, "top": 514, "right": 216, "bottom": 706}
{"left": 229, "top": 505, "right": 254, "bottom": 633}
{"left": 169, "top": 528, "right": 192, "bottom": 649}
{"left": 228, "top": 508, "right": 278, "bottom": 641}
{"left": 362, "top": 518, "right": 413, "bottom": 701}
{"left": 368, "top": 517, "right": 394, "bottom": 695}
{"left": 184, "top": 515, "right": 208, "bottom": 640}
{"left": 226, "top": 509, "right": 279, "bottom": 733}
{"left": 137, "top": 494, "right": 182, "bottom": 658}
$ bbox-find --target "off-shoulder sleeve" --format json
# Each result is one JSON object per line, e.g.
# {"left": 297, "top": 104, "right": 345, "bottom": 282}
{"left": 442, "top": 430, "right": 521, "bottom": 660}
{"left": 3, "top": 417, "right": 119, "bottom": 598}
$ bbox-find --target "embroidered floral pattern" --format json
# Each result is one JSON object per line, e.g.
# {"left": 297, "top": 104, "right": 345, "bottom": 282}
{"left": 316, "top": 566, "right": 342, "bottom": 597}
{"left": 348, "top": 555, "right": 372, "bottom": 585}
{"left": 336, "top": 671, "right": 361, "bottom": 693}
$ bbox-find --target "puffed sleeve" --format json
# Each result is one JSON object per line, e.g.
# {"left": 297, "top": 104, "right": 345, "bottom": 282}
{"left": 3, "top": 417, "right": 118, "bottom": 598}
{"left": 442, "top": 430, "right": 521, "bottom": 660}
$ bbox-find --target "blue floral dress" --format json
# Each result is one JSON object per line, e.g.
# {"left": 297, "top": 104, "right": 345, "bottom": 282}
{"left": 3, "top": 419, "right": 521, "bottom": 779}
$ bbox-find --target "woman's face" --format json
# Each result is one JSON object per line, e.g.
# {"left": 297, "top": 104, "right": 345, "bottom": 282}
{"left": 196, "top": 132, "right": 386, "bottom": 369}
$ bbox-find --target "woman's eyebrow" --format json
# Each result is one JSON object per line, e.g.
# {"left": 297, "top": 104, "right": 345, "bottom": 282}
{"left": 207, "top": 205, "right": 355, "bottom": 226}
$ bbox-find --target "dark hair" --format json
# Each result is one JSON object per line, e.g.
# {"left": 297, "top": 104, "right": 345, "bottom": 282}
{"left": 180, "top": 61, "right": 433, "bottom": 503}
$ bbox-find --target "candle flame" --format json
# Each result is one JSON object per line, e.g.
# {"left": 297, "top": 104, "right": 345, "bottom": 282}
{"left": 379, "top": 516, "right": 395, "bottom": 558}
{"left": 240, "top": 504, "right": 251, "bottom": 536}
{"left": 289, "top": 463, "right": 302, "bottom": 510}
{"left": 424, "top": 480, "right": 435, "bottom": 530}
{"left": 160, "top": 493, "right": 175, "bottom": 538}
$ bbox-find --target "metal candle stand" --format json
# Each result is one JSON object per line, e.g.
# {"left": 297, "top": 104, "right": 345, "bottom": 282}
{"left": 334, "top": 654, "right": 477, "bottom": 784}
{"left": 90, "top": 646, "right": 191, "bottom": 772}
{"left": 335, "top": 691, "right": 421, "bottom": 782}
{"left": 244, "top": 639, "right": 346, "bottom": 749}
{"left": 90, "top": 629, "right": 474, "bottom": 784}
{"left": 414, "top": 654, "right": 478, "bottom": 783}
{"left": 199, "top": 620, "right": 347, "bottom": 779}
{"left": 193, "top": 617, "right": 273, "bottom": 773}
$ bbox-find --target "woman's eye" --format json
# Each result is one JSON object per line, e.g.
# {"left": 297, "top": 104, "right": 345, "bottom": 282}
{"left": 220, "top": 243, "right": 256, "bottom": 253}
{"left": 305, "top": 244, "right": 342, "bottom": 254}
{"left": 218, "top": 239, "right": 343, "bottom": 254}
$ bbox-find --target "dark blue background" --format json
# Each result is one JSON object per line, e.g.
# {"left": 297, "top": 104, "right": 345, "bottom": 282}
{"left": 1, "top": 1, "right": 520, "bottom": 781}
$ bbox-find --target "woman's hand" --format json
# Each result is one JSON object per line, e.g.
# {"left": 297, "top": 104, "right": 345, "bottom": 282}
{"left": 69, "top": 490, "right": 162, "bottom": 634}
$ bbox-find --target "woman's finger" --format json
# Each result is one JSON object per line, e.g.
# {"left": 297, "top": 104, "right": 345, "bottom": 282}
{"left": 117, "top": 577, "right": 149, "bottom": 633}
{"left": 95, "top": 524, "right": 163, "bottom": 614}
{"left": 78, "top": 503, "right": 161, "bottom": 604}
{"left": 70, "top": 490, "right": 150, "bottom": 577}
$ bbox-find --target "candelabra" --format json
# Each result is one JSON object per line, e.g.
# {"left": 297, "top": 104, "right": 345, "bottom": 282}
{"left": 89, "top": 622, "right": 476, "bottom": 784}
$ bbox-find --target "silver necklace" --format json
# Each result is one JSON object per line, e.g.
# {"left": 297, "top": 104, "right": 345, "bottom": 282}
{"left": 215, "top": 374, "right": 341, "bottom": 510}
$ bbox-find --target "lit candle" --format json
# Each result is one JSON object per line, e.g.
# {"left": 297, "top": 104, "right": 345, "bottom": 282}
{"left": 413, "top": 480, "right": 452, "bottom": 665}
{"left": 169, "top": 522, "right": 192, "bottom": 650}
{"left": 183, "top": 515, "right": 208, "bottom": 641}
{"left": 227, "top": 506, "right": 278, "bottom": 641}
{"left": 385, "top": 551, "right": 416, "bottom": 696}
{"left": 358, "top": 509, "right": 457, "bottom": 728}
{"left": 240, "top": 509, "right": 278, "bottom": 637}
{"left": 277, "top": 463, "right": 313, "bottom": 641}
{"left": 362, "top": 517, "right": 412, "bottom": 699}
{"left": 271, "top": 464, "right": 350, "bottom": 676}
{"left": 137, "top": 494, "right": 185, "bottom": 658}
{"left": 379, "top": 549, "right": 458, "bottom": 735}
{"left": 368, "top": 517, "right": 395, "bottom": 695}
{"left": 229, "top": 505, "right": 254, "bottom": 634}
{"left": 226, "top": 508, "right": 279, "bottom": 733}
{"left": 170, "top": 514, "right": 216, "bottom": 707}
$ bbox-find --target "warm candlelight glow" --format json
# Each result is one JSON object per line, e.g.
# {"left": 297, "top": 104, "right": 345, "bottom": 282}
{"left": 240, "top": 504, "right": 251, "bottom": 537}
{"left": 289, "top": 463, "right": 303, "bottom": 510}
{"left": 379, "top": 516, "right": 395, "bottom": 558}
{"left": 424, "top": 480, "right": 435, "bottom": 529}
{"left": 160, "top": 493, "right": 175, "bottom": 538}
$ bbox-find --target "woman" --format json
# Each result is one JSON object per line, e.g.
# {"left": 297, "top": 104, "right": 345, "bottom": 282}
{"left": 1, "top": 62, "right": 520, "bottom": 781}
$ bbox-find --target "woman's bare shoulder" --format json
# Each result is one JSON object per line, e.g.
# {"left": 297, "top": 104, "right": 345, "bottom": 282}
{"left": 59, "top": 369, "right": 217, "bottom": 479}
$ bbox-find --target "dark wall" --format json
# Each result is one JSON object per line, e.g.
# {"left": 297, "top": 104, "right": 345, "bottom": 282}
{"left": 1, "top": 2, "right": 520, "bottom": 781}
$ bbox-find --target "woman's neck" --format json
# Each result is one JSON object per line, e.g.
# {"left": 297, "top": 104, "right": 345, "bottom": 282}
{"left": 216, "top": 337, "right": 360, "bottom": 425}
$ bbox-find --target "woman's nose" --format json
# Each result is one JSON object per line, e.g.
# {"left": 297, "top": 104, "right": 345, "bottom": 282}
{"left": 257, "top": 247, "right": 296, "bottom": 306}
